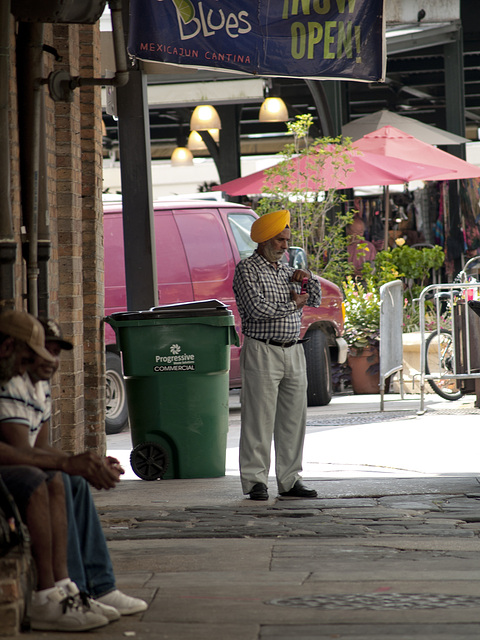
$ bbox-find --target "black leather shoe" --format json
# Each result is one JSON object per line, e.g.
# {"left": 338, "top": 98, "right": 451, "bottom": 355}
{"left": 280, "top": 480, "right": 317, "bottom": 498}
{"left": 248, "top": 482, "right": 268, "bottom": 501}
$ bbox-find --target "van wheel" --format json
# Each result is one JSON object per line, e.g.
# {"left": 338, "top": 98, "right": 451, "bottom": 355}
{"left": 303, "top": 331, "right": 332, "bottom": 406}
{"left": 105, "top": 351, "right": 129, "bottom": 435}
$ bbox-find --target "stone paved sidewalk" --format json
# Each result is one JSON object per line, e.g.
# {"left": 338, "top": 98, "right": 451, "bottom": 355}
{"left": 24, "top": 393, "right": 480, "bottom": 639}
{"left": 23, "top": 476, "right": 480, "bottom": 640}
{"left": 98, "top": 480, "right": 480, "bottom": 541}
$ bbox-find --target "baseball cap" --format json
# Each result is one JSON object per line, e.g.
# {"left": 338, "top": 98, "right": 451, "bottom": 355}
{"left": 39, "top": 319, "right": 73, "bottom": 351}
{"left": 0, "top": 310, "right": 56, "bottom": 363}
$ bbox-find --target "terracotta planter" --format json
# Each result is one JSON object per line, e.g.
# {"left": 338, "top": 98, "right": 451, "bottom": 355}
{"left": 347, "top": 346, "right": 380, "bottom": 394}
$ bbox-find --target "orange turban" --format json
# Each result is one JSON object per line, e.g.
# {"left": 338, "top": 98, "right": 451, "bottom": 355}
{"left": 250, "top": 210, "right": 290, "bottom": 243}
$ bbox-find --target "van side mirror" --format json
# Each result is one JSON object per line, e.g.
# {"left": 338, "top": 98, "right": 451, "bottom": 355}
{"left": 287, "top": 246, "right": 308, "bottom": 270}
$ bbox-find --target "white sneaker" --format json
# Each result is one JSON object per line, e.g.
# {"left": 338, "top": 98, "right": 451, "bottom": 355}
{"left": 85, "top": 597, "right": 121, "bottom": 622}
{"left": 96, "top": 589, "right": 148, "bottom": 615}
{"left": 62, "top": 580, "right": 120, "bottom": 622}
{"left": 30, "top": 586, "right": 109, "bottom": 631}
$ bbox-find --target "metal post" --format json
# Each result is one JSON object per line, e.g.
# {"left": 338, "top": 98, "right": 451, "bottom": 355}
{"left": 217, "top": 105, "right": 241, "bottom": 185}
{"left": 116, "top": 0, "right": 158, "bottom": 311}
{"left": 305, "top": 79, "right": 335, "bottom": 136}
{"left": 419, "top": 286, "right": 427, "bottom": 414}
{"left": 444, "top": 25, "right": 466, "bottom": 157}
{"left": 116, "top": 68, "right": 158, "bottom": 311}
{"left": 321, "top": 81, "right": 344, "bottom": 137}
{"left": 383, "top": 185, "right": 390, "bottom": 251}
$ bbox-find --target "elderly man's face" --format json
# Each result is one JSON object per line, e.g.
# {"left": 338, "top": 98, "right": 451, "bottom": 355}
{"left": 261, "top": 228, "right": 291, "bottom": 263}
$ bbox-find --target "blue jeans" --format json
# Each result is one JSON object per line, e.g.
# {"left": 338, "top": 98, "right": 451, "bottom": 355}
{"left": 62, "top": 474, "right": 116, "bottom": 598}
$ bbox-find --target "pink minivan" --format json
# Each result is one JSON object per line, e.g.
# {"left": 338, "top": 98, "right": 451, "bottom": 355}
{"left": 104, "top": 199, "right": 346, "bottom": 434}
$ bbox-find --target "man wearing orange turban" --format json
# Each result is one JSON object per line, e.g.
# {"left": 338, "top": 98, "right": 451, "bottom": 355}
{"left": 250, "top": 209, "right": 291, "bottom": 244}
{"left": 233, "top": 210, "right": 321, "bottom": 501}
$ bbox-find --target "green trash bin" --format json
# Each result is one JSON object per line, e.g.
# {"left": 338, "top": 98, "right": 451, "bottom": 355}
{"left": 105, "top": 300, "right": 239, "bottom": 481}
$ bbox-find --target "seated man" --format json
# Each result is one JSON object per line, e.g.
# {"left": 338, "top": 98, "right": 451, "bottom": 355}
{"left": 0, "top": 465, "right": 110, "bottom": 631}
{"left": 0, "top": 316, "right": 147, "bottom": 617}
{"left": 0, "top": 310, "right": 109, "bottom": 631}
{"left": 40, "top": 320, "right": 148, "bottom": 614}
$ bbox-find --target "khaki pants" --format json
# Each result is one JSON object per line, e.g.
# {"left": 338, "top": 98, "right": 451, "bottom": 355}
{"left": 239, "top": 336, "right": 307, "bottom": 494}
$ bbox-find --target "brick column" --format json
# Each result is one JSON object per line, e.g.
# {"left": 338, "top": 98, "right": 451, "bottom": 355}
{"left": 79, "top": 23, "right": 106, "bottom": 453}
{"left": 51, "top": 24, "right": 86, "bottom": 454}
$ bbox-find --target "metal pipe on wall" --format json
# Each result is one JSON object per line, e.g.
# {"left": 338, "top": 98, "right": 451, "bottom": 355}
{"left": 37, "top": 95, "right": 51, "bottom": 319}
{"left": 65, "top": 0, "right": 129, "bottom": 92}
{"left": 108, "top": 0, "right": 129, "bottom": 87}
{"left": 17, "top": 22, "right": 44, "bottom": 317}
{"left": 0, "top": 0, "right": 17, "bottom": 308}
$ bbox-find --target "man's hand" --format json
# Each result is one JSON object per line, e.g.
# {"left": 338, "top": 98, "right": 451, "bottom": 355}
{"left": 61, "top": 451, "right": 121, "bottom": 490}
{"left": 105, "top": 456, "right": 125, "bottom": 481}
{"left": 290, "top": 269, "right": 310, "bottom": 283}
{"left": 290, "top": 270, "right": 310, "bottom": 308}
{"left": 291, "top": 290, "right": 309, "bottom": 309}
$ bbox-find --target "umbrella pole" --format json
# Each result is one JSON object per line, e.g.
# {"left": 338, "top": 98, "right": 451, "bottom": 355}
{"left": 383, "top": 185, "right": 390, "bottom": 250}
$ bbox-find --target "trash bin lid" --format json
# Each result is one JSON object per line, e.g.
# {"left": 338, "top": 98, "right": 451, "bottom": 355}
{"left": 109, "top": 299, "right": 233, "bottom": 321}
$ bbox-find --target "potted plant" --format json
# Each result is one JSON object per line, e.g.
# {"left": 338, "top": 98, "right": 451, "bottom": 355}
{"left": 343, "top": 275, "right": 382, "bottom": 394}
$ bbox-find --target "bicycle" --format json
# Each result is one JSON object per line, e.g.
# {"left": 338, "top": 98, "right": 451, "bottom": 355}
{"left": 424, "top": 256, "right": 480, "bottom": 401}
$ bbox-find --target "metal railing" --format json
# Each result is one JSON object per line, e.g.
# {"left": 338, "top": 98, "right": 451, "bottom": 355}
{"left": 379, "top": 280, "right": 404, "bottom": 411}
{"left": 418, "top": 281, "right": 480, "bottom": 412}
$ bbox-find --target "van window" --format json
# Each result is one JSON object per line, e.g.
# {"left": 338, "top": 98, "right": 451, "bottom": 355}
{"left": 227, "top": 213, "right": 256, "bottom": 260}
{"left": 173, "top": 210, "right": 234, "bottom": 302}
{"left": 104, "top": 213, "right": 125, "bottom": 289}
{"left": 153, "top": 210, "right": 193, "bottom": 302}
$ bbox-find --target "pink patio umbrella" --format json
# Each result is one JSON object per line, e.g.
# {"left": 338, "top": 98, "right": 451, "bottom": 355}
{"left": 212, "top": 147, "right": 450, "bottom": 197}
{"left": 353, "top": 126, "right": 480, "bottom": 247}
{"left": 353, "top": 126, "right": 480, "bottom": 180}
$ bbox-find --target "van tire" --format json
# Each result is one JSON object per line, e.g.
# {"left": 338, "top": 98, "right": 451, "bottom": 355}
{"left": 105, "top": 351, "right": 129, "bottom": 435}
{"left": 303, "top": 331, "right": 332, "bottom": 406}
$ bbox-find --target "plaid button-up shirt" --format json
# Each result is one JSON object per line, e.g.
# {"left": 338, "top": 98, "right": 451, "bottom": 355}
{"left": 233, "top": 251, "right": 322, "bottom": 343}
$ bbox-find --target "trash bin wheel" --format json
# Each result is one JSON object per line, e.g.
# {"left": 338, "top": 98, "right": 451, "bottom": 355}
{"left": 130, "top": 442, "right": 169, "bottom": 481}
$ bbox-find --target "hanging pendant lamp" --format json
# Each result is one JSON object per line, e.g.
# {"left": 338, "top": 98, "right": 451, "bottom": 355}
{"left": 190, "top": 105, "right": 221, "bottom": 131}
{"left": 259, "top": 97, "right": 288, "bottom": 122}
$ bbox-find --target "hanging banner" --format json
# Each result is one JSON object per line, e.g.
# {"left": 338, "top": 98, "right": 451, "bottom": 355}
{"left": 128, "top": 0, "right": 386, "bottom": 82}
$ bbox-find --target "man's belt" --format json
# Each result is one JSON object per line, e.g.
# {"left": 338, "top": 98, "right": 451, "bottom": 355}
{"left": 251, "top": 337, "right": 309, "bottom": 348}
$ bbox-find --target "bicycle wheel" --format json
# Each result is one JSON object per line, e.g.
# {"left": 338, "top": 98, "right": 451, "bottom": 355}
{"left": 425, "top": 330, "right": 463, "bottom": 401}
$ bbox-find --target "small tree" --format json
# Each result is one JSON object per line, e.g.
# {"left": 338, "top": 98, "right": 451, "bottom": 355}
{"left": 361, "top": 244, "right": 445, "bottom": 332}
{"left": 255, "top": 115, "right": 359, "bottom": 287}
{"left": 372, "top": 244, "right": 444, "bottom": 302}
